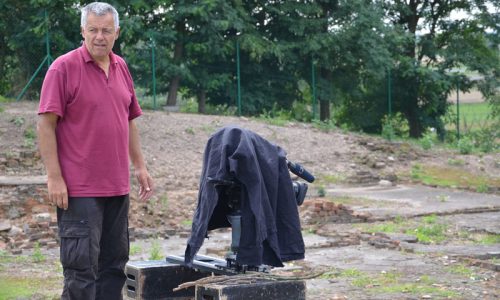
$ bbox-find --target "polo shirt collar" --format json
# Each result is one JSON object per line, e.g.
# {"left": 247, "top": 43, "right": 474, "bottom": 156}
{"left": 80, "top": 44, "right": 118, "bottom": 65}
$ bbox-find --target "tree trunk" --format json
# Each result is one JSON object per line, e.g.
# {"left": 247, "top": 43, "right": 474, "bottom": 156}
{"left": 166, "top": 21, "right": 185, "bottom": 107}
{"left": 167, "top": 76, "right": 181, "bottom": 106}
{"left": 197, "top": 90, "right": 206, "bottom": 114}
{"left": 403, "top": 0, "right": 423, "bottom": 138}
{"left": 319, "top": 68, "right": 332, "bottom": 121}
{"left": 320, "top": 101, "right": 330, "bottom": 121}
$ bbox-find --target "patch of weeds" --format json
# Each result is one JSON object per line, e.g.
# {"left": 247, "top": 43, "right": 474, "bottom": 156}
{"left": 184, "top": 127, "right": 195, "bottom": 135}
{"left": 410, "top": 163, "right": 422, "bottom": 180}
{"left": 312, "top": 119, "right": 337, "bottom": 132}
{"left": 54, "top": 260, "right": 63, "bottom": 273}
{"left": 476, "top": 183, "right": 489, "bottom": 193}
{"left": 10, "top": 116, "right": 25, "bottom": 126}
{"left": 447, "top": 158, "right": 465, "bottom": 166}
{"left": 0, "top": 276, "right": 61, "bottom": 300}
{"left": 319, "top": 268, "right": 339, "bottom": 280}
{"left": 316, "top": 185, "right": 326, "bottom": 197}
{"left": 446, "top": 263, "right": 475, "bottom": 278}
{"left": 181, "top": 219, "right": 192, "bottom": 227}
{"left": 31, "top": 242, "right": 46, "bottom": 263}
{"left": 148, "top": 240, "right": 162, "bottom": 260}
{"left": 301, "top": 228, "right": 314, "bottom": 236}
{"left": 337, "top": 268, "right": 375, "bottom": 287}
{"left": 393, "top": 215, "right": 405, "bottom": 224}
{"left": 364, "top": 222, "right": 400, "bottom": 234}
{"left": 419, "top": 131, "right": 435, "bottom": 150}
{"left": 409, "top": 164, "right": 500, "bottom": 191}
{"left": 0, "top": 277, "right": 37, "bottom": 299}
{"left": 474, "top": 233, "right": 500, "bottom": 245}
{"left": 422, "top": 214, "right": 437, "bottom": 224}
{"left": 159, "top": 194, "right": 168, "bottom": 210}
{"left": 436, "top": 194, "right": 449, "bottom": 202}
{"left": 257, "top": 107, "right": 291, "bottom": 127}
{"left": 24, "top": 126, "right": 36, "bottom": 148}
{"left": 328, "top": 196, "right": 395, "bottom": 208}
{"left": 318, "top": 174, "right": 345, "bottom": 185}
{"left": 351, "top": 275, "right": 375, "bottom": 287}
{"left": 407, "top": 223, "right": 447, "bottom": 244}
{"left": 457, "top": 136, "right": 474, "bottom": 154}
{"left": 199, "top": 124, "right": 215, "bottom": 134}
{"left": 376, "top": 282, "right": 458, "bottom": 298}
{"left": 129, "top": 243, "right": 142, "bottom": 255}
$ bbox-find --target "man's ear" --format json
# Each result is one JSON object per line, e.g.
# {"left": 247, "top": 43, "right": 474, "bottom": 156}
{"left": 80, "top": 27, "right": 84, "bottom": 37}
{"left": 115, "top": 27, "right": 120, "bottom": 40}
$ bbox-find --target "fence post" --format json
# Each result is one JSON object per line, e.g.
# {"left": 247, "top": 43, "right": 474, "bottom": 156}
{"left": 16, "top": 9, "right": 53, "bottom": 101}
{"left": 236, "top": 39, "right": 242, "bottom": 116}
{"left": 387, "top": 67, "right": 392, "bottom": 117}
{"left": 150, "top": 37, "right": 157, "bottom": 110}
{"left": 456, "top": 79, "right": 460, "bottom": 140}
{"left": 311, "top": 56, "right": 317, "bottom": 120}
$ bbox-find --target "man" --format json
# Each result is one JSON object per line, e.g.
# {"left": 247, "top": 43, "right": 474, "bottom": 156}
{"left": 37, "top": 2, "right": 153, "bottom": 299}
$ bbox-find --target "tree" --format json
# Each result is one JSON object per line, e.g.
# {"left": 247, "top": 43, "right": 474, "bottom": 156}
{"left": 382, "top": 0, "right": 499, "bottom": 137}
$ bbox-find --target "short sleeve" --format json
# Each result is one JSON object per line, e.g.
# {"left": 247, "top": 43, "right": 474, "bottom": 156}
{"left": 38, "top": 68, "right": 67, "bottom": 118}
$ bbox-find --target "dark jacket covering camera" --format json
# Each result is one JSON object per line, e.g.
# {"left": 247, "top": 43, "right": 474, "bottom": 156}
{"left": 185, "top": 126, "right": 305, "bottom": 267}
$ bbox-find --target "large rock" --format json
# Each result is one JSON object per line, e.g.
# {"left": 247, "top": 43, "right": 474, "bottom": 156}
{"left": 0, "top": 220, "right": 12, "bottom": 232}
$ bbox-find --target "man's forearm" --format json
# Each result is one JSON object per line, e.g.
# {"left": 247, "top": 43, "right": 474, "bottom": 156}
{"left": 129, "top": 120, "right": 147, "bottom": 170}
{"left": 37, "top": 115, "right": 63, "bottom": 179}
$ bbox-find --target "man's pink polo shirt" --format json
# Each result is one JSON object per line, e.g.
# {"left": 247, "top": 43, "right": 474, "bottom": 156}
{"left": 39, "top": 45, "right": 142, "bottom": 197}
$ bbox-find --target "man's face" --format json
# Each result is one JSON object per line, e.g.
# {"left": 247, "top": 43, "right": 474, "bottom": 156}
{"left": 81, "top": 12, "right": 119, "bottom": 62}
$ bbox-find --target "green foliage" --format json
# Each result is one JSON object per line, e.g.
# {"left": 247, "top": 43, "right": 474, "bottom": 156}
{"left": 476, "top": 234, "right": 500, "bottom": 245}
{"left": 381, "top": 113, "right": 410, "bottom": 140}
{"left": 10, "top": 116, "right": 25, "bottom": 127}
{"left": 457, "top": 136, "right": 474, "bottom": 154}
{"left": 31, "top": 242, "right": 46, "bottom": 263}
{"left": 179, "top": 98, "right": 198, "bottom": 114}
{"left": 419, "top": 129, "right": 436, "bottom": 150}
{"left": 381, "top": 122, "right": 395, "bottom": 141}
{"left": 129, "top": 243, "right": 142, "bottom": 255}
{"left": 316, "top": 186, "right": 326, "bottom": 197}
{"left": 410, "top": 163, "right": 500, "bottom": 191}
{"left": 0, "top": 277, "right": 37, "bottom": 300}
{"left": 312, "top": 119, "right": 337, "bottom": 132}
{"left": 1, "top": 0, "right": 498, "bottom": 134}
{"left": 148, "top": 240, "right": 162, "bottom": 261}
{"left": 407, "top": 223, "right": 447, "bottom": 244}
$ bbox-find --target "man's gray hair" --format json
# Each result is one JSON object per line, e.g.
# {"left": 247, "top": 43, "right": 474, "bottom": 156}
{"left": 81, "top": 2, "right": 119, "bottom": 30}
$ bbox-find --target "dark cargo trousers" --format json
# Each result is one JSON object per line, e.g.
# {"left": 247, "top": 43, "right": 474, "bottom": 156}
{"left": 57, "top": 195, "right": 130, "bottom": 300}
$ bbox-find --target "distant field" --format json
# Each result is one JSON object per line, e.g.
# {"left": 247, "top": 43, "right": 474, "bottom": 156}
{"left": 447, "top": 102, "right": 493, "bottom": 131}
{"left": 447, "top": 88, "right": 485, "bottom": 104}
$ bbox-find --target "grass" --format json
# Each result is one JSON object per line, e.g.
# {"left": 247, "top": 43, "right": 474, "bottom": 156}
{"left": 358, "top": 214, "right": 449, "bottom": 244}
{"left": 0, "top": 276, "right": 61, "bottom": 300}
{"left": 376, "top": 281, "right": 459, "bottom": 298}
{"left": 129, "top": 243, "right": 142, "bottom": 255}
{"left": 321, "top": 268, "right": 459, "bottom": 298}
{"left": 473, "top": 233, "right": 500, "bottom": 245}
{"left": 314, "top": 173, "right": 346, "bottom": 186}
{"left": 148, "top": 240, "right": 163, "bottom": 260}
{"left": 449, "top": 102, "right": 494, "bottom": 131}
{"left": 32, "top": 242, "right": 46, "bottom": 263}
{"left": 410, "top": 163, "right": 500, "bottom": 192}
{"left": 325, "top": 195, "right": 396, "bottom": 208}
{"left": 446, "top": 263, "right": 476, "bottom": 278}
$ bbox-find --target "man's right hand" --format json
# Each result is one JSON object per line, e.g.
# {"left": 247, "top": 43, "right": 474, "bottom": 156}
{"left": 47, "top": 176, "right": 68, "bottom": 210}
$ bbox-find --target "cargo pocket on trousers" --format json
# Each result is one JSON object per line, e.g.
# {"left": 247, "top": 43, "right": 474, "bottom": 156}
{"left": 59, "top": 222, "right": 90, "bottom": 270}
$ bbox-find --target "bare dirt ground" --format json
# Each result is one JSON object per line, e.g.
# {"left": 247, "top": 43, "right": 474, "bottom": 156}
{"left": 0, "top": 101, "right": 499, "bottom": 299}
